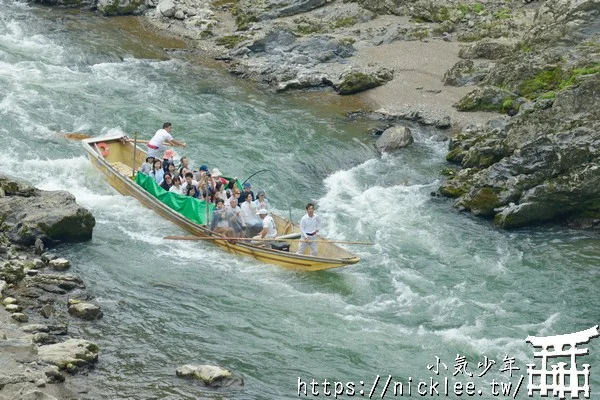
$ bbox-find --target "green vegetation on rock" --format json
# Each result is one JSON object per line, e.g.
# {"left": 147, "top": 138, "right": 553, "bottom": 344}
{"left": 519, "top": 66, "right": 564, "bottom": 99}
{"left": 334, "top": 16, "right": 357, "bottom": 29}
{"left": 463, "top": 187, "right": 501, "bottom": 217}
{"left": 216, "top": 35, "right": 244, "bottom": 49}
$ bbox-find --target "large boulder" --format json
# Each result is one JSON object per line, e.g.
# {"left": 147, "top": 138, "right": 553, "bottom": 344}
{"left": 239, "top": 0, "right": 330, "bottom": 20}
{"left": 38, "top": 339, "right": 99, "bottom": 371}
{"left": 0, "top": 176, "right": 95, "bottom": 246}
{"left": 335, "top": 67, "right": 393, "bottom": 95}
{"left": 375, "top": 126, "right": 414, "bottom": 153}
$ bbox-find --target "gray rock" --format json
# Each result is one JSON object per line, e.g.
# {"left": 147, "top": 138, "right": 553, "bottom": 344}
{"left": 2, "top": 296, "right": 16, "bottom": 305}
{"left": 176, "top": 364, "right": 243, "bottom": 387}
{"left": 240, "top": 0, "right": 329, "bottom": 19}
{"left": 48, "top": 258, "right": 70, "bottom": 272}
{"left": 22, "top": 324, "right": 50, "bottom": 333}
{"left": 11, "top": 312, "right": 29, "bottom": 323}
{"left": 97, "top": 0, "right": 145, "bottom": 16}
{"left": 40, "top": 304, "right": 55, "bottom": 319}
{"left": 0, "top": 261, "right": 25, "bottom": 283}
{"left": 0, "top": 339, "right": 38, "bottom": 363}
{"left": 0, "top": 176, "right": 95, "bottom": 246}
{"left": 459, "top": 40, "right": 514, "bottom": 60}
{"left": 158, "top": 0, "right": 176, "bottom": 17}
{"left": 41, "top": 253, "right": 57, "bottom": 264}
{"left": 375, "top": 126, "right": 414, "bottom": 153}
{"left": 38, "top": 339, "right": 99, "bottom": 371}
{"left": 174, "top": 9, "right": 185, "bottom": 20}
{"left": 5, "top": 304, "right": 23, "bottom": 313}
{"left": 0, "top": 280, "right": 6, "bottom": 297}
{"left": 68, "top": 300, "right": 103, "bottom": 321}
{"left": 34, "top": 237, "right": 45, "bottom": 255}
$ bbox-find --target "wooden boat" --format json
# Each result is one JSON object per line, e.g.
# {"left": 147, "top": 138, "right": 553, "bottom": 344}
{"left": 82, "top": 134, "right": 360, "bottom": 271}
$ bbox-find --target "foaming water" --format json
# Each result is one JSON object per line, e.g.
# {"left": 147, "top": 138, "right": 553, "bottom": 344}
{"left": 1, "top": 2, "right": 599, "bottom": 399}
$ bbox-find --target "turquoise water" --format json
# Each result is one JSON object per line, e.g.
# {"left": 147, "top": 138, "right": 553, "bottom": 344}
{"left": 1, "top": 2, "right": 599, "bottom": 399}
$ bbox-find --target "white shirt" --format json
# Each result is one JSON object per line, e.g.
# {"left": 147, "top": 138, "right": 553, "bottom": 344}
{"left": 300, "top": 214, "right": 321, "bottom": 238}
{"left": 180, "top": 180, "right": 198, "bottom": 193}
{"left": 240, "top": 201, "right": 260, "bottom": 225}
{"left": 148, "top": 129, "right": 173, "bottom": 148}
{"left": 169, "top": 185, "right": 183, "bottom": 195}
{"left": 253, "top": 198, "right": 271, "bottom": 211}
{"left": 262, "top": 215, "right": 277, "bottom": 238}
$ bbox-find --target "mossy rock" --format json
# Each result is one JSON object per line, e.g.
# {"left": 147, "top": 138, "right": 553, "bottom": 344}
{"left": 337, "top": 73, "right": 382, "bottom": 95}
{"left": 461, "top": 187, "right": 502, "bottom": 217}
{"left": 98, "top": 0, "right": 145, "bottom": 16}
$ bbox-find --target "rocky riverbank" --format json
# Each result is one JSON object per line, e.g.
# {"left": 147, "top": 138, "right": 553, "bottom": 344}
{"left": 32, "top": 0, "right": 600, "bottom": 230}
{"left": 0, "top": 176, "right": 101, "bottom": 399}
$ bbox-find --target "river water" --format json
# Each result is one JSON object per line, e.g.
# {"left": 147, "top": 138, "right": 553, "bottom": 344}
{"left": 1, "top": 2, "right": 599, "bottom": 399}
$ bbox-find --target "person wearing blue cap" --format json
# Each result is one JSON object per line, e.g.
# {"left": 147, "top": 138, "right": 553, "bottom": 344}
{"left": 242, "top": 182, "right": 255, "bottom": 204}
{"left": 194, "top": 164, "right": 209, "bottom": 181}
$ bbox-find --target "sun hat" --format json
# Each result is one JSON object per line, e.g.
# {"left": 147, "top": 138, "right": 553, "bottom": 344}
{"left": 257, "top": 190, "right": 265, "bottom": 196}
{"left": 199, "top": 164, "right": 208, "bottom": 172}
{"left": 257, "top": 208, "right": 268, "bottom": 215}
{"left": 163, "top": 149, "right": 175, "bottom": 159}
{"left": 243, "top": 182, "right": 251, "bottom": 188}
{"left": 211, "top": 168, "right": 222, "bottom": 177}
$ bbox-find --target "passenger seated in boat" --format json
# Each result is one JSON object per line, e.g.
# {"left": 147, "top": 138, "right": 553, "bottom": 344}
{"left": 210, "top": 199, "right": 235, "bottom": 237}
{"left": 139, "top": 156, "right": 154, "bottom": 175}
{"left": 242, "top": 182, "right": 255, "bottom": 204}
{"left": 253, "top": 190, "right": 271, "bottom": 211}
{"left": 169, "top": 176, "right": 183, "bottom": 195}
{"left": 215, "top": 182, "right": 228, "bottom": 203}
{"left": 186, "top": 184, "right": 200, "bottom": 199}
{"left": 253, "top": 208, "right": 277, "bottom": 242}
{"left": 162, "top": 149, "right": 176, "bottom": 172}
{"left": 166, "top": 163, "right": 177, "bottom": 178}
{"left": 159, "top": 173, "right": 173, "bottom": 191}
{"left": 178, "top": 157, "right": 190, "bottom": 178}
{"left": 240, "top": 193, "right": 263, "bottom": 237}
{"left": 226, "top": 197, "right": 246, "bottom": 237}
{"left": 227, "top": 188, "right": 242, "bottom": 207}
{"left": 211, "top": 168, "right": 228, "bottom": 186}
{"left": 194, "top": 164, "right": 209, "bottom": 181}
{"left": 181, "top": 172, "right": 198, "bottom": 194}
{"left": 150, "top": 159, "right": 164, "bottom": 184}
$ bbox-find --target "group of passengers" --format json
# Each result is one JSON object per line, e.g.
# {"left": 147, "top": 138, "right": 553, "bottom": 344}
{"left": 138, "top": 149, "right": 275, "bottom": 240}
{"left": 138, "top": 122, "right": 319, "bottom": 254}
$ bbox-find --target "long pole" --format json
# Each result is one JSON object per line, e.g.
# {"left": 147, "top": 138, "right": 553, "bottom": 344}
{"left": 131, "top": 131, "right": 138, "bottom": 178}
{"left": 163, "top": 235, "right": 374, "bottom": 245}
{"left": 241, "top": 169, "right": 272, "bottom": 186}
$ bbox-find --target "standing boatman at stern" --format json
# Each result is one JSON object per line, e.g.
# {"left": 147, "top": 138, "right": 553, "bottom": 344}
{"left": 297, "top": 203, "right": 321, "bottom": 256}
{"left": 147, "top": 122, "right": 186, "bottom": 158}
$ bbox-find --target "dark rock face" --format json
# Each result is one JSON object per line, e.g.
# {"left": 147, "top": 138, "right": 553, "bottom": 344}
{"left": 441, "top": 77, "right": 600, "bottom": 228}
{"left": 0, "top": 176, "right": 95, "bottom": 246}
{"left": 441, "top": 0, "right": 600, "bottom": 229}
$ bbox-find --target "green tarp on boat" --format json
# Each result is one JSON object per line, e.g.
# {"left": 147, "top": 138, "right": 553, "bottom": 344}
{"left": 135, "top": 172, "right": 215, "bottom": 225}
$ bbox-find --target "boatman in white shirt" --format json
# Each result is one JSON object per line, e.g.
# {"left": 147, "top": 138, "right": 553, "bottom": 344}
{"left": 255, "top": 208, "right": 277, "bottom": 240}
{"left": 147, "top": 122, "right": 186, "bottom": 158}
{"left": 297, "top": 202, "right": 321, "bottom": 256}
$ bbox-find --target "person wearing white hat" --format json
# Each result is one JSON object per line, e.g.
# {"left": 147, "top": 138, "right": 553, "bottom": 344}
{"left": 297, "top": 202, "right": 321, "bottom": 256}
{"left": 255, "top": 208, "right": 277, "bottom": 239}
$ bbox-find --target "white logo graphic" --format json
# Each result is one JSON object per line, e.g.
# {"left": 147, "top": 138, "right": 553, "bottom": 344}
{"left": 526, "top": 325, "right": 599, "bottom": 399}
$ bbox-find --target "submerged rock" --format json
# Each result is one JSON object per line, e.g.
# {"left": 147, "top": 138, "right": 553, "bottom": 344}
{"left": 0, "top": 176, "right": 95, "bottom": 246}
{"left": 176, "top": 364, "right": 244, "bottom": 388}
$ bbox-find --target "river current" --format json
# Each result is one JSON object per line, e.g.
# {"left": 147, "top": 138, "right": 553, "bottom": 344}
{"left": 1, "top": 2, "right": 599, "bottom": 399}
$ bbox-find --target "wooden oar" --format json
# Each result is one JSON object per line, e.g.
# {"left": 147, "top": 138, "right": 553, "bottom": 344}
{"left": 63, "top": 132, "right": 92, "bottom": 140}
{"left": 163, "top": 235, "right": 374, "bottom": 245}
